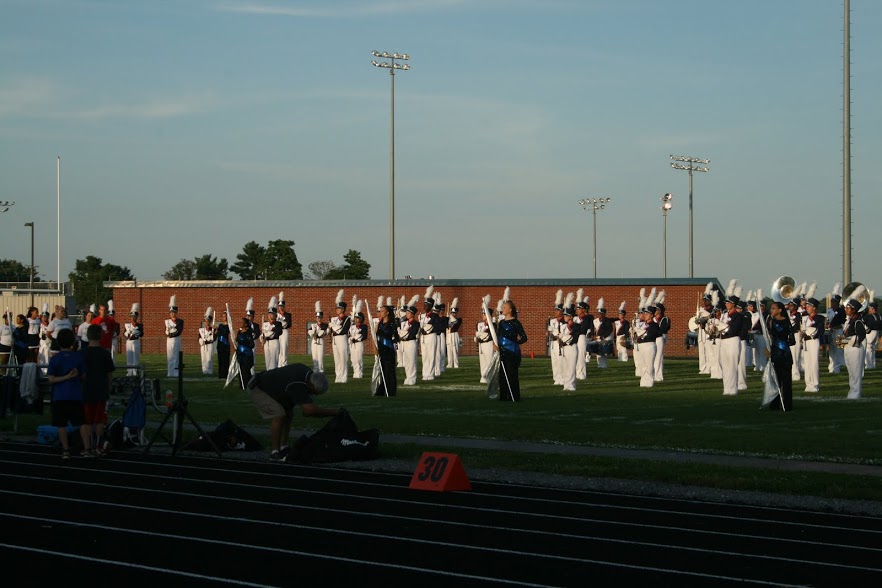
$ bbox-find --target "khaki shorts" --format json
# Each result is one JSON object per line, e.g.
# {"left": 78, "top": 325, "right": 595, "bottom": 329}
{"left": 248, "top": 387, "right": 287, "bottom": 419}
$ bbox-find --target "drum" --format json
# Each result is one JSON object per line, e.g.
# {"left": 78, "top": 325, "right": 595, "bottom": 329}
{"left": 685, "top": 332, "right": 698, "bottom": 349}
{"left": 687, "top": 316, "right": 700, "bottom": 332}
{"left": 585, "top": 340, "right": 601, "bottom": 355}
{"left": 622, "top": 337, "right": 634, "bottom": 350}
{"left": 600, "top": 341, "right": 614, "bottom": 357}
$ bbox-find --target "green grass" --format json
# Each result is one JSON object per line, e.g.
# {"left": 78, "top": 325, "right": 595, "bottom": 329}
{"left": 6, "top": 352, "right": 881, "bottom": 500}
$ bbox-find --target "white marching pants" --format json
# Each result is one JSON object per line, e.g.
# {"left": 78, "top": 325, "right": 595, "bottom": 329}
{"left": 437, "top": 333, "right": 446, "bottom": 374}
{"left": 634, "top": 339, "right": 643, "bottom": 377}
{"left": 844, "top": 343, "right": 866, "bottom": 399}
{"left": 803, "top": 338, "right": 820, "bottom": 392}
{"left": 865, "top": 330, "right": 878, "bottom": 369}
{"left": 166, "top": 337, "right": 181, "bottom": 377}
{"left": 699, "top": 333, "right": 710, "bottom": 374}
{"left": 560, "top": 345, "right": 577, "bottom": 391}
{"left": 751, "top": 336, "right": 768, "bottom": 373}
{"left": 278, "top": 329, "right": 289, "bottom": 368}
{"left": 201, "top": 342, "right": 215, "bottom": 374}
{"left": 737, "top": 339, "right": 747, "bottom": 391}
{"left": 446, "top": 332, "right": 461, "bottom": 368}
{"left": 421, "top": 334, "right": 437, "bottom": 381}
{"left": 401, "top": 340, "right": 418, "bottom": 385}
{"left": 828, "top": 328, "right": 845, "bottom": 373}
{"left": 478, "top": 341, "right": 494, "bottom": 383}
{"left": 653, "top": 334, "right": 666, "bottom": 382}
{"left": 616, "top": 335, "right": 629, "bottom": 362}
{"left": 39, "top": 340, "right": 51, "bottom": 375}
{"left": 332, "top": 336, "right": 349, "bottom": 383}
{"left": 576, "top": 335, "right": 587, "bottom": 379}
{"left": 311, "top": 339, "right": 325, "bottom": 373}
{"left": 720, "top": 337, "right": 740, "bottom": 395}
{"left": 790, "top": 332, "right": 802, "bottom": 381}
{"left": 551, "top": 342, "right": 562, "bottom": 384}
{"left": 637, "top": 341, "right": 656, "bottom": 387}
{"left": 126, "top": 339, "right": 140, "bottom": 376}
{"left": 708, "top": 339, "right": 722, "bottom": 380}
{"left": 263, "top": 339, "right": 279, "bottom": 372}
{"left": 350, "top": 342, "right": 364, "bottom": 378}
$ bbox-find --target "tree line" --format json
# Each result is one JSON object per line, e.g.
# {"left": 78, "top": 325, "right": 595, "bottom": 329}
{"left": 1, "top": 240, "right": 371, "bottom": 308}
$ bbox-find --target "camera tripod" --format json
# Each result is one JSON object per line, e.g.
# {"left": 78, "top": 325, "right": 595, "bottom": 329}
{"left": 143, "top": 351, "right": 222, "bottom": 458}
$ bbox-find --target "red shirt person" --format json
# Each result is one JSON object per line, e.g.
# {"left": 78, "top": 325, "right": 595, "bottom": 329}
{"left": 91, "top": 304, "right": 118, "bottom": 351}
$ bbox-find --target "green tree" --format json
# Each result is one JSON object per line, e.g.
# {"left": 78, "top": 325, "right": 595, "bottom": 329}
{"left": 264, "top": 239, "right": 303, "bottom": 280}
{"left": 163, "top": 259, "right": 197, "bottom": 281}
{"left": 325, "top": 249, "right": 371, "bottom": 280}
{"left": 69, "top": 255, "right": 133, "bottom": 309}
{"left": 231, "top": 241, "right": 266, "bottom": 280}
{"left": 307, "top": 260, "right": 337, "bottom": 280}
{"left": 194, "top": 254, "right": 229, "bottom": 279}
{"left": 0, "top": 259, "right": 41, "bottom": 282}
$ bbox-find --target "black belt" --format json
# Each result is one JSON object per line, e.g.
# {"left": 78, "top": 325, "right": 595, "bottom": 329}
{"left": 804, "top": 335, "right": 819, "bottom": 340}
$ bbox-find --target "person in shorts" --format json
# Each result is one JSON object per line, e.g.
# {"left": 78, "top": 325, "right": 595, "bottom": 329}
{"left": 246, "top": 363, "right": 339, "bottom": 461}
{"left": 83, "top": 324, "right": 115, "bottom": 456}
{"left": 46, "top": 328, "right": 89, "bottom": 459}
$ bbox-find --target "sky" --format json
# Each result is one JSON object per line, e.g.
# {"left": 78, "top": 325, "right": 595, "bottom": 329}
{"left": 1, "top": 0, "right": 881, "bottom": 298}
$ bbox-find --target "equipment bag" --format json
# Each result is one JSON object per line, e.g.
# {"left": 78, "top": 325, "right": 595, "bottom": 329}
{"left": 288, "top": 409, "right": 380, "bottom": 464}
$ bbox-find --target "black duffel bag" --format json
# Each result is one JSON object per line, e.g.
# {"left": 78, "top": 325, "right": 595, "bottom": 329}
{"left": 288, "top": 408, "right": 379, "bottom": 464}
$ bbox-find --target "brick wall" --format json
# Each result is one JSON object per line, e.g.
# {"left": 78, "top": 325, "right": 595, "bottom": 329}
{"left": 109, "top": 279, "right": 721, "bottom": 358}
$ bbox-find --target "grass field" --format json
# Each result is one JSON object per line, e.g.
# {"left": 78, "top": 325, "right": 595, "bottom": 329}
{"left": 5, "top": 351, "right": 881, "bottom": 500}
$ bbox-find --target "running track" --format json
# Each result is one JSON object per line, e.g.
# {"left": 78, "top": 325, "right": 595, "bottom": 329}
{"left": 1, "top": 441, "right": 880, "bottom": 587}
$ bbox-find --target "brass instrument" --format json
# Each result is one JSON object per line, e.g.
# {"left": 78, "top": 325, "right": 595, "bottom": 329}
{"left": 770, "top": 275, "right": 796, "bottom": 305}
{"left": 834, "top": 335, "right": 849, "bottom": 349}
{"left": 842, "top": 282, "right": 869, "bottom": 313}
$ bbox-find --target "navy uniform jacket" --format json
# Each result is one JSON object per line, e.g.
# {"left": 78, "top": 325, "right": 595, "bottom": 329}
{"left": 595, "top": 316, "right": 613, "bottom": 338}
{"left": 803, "top": 314, "right": 826, "bottom": 340}
{"left": 843, "top": 315, "right": 867, "bottom": 345}
{"left": 720, "top": 311, "right": 743, "bottom": 340}
{"left": 400, "top": 320, "right": 420, "bottom": 341}
{"left": 829, "top": 306, "right": 846, "bottom": 329}
{"left": 657, "top": 316, "right": 671, "bottom": 336}
{"left": 279, "top": 311, "right": 292, "bottom": 331}
{"left": 637, "top": 320, "right": 660, "bottom": 343}
{"left": 167, "top": 318, "right": 184, "bottom": 338}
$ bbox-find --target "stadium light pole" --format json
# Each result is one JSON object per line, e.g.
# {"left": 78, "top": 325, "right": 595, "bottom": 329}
{"left": 670, "top": 155, "right": 709, "bottom": 278}
{"left": 579, "top": 197, "right": 611, "bottom": 278}
{"left": 661, "top": 193, "right": 673, "bottom": 278}
{"left": 25, "top": 221, "right": 34, "bottom": 307}
{"left": 371, "top": 50, "right": 410, "bottom": 281}
{"left": 842, "top": 0, "right": 852, "bottom": 285}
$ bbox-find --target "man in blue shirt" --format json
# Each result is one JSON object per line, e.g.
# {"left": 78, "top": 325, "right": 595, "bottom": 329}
{"left": 46, "top": 328, "right": 89, "bottom": 459}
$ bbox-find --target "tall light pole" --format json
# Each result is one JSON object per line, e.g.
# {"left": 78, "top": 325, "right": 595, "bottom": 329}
{"left": 578, "top": 197, "right": 611, "bottom": 278}
{"left": 661, "top": 193, "right": 673, "bottom": 278}
{"left": 670, "top": 155, "right": 709, "bottom": 278}
{"left": 842, "top": 0, "right": 852, "bottom": 284}
{"left": 24, "top": 221, "right": 34, "bottom": 307}
{"left": 371, "top": 50, "right": 410, "bottom": 281}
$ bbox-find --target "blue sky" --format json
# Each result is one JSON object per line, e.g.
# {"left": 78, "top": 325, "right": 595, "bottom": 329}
{"left": 2, "top": 0, "right": 880, "bottom": 297}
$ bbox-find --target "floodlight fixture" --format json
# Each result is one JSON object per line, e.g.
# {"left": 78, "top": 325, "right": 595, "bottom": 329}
{"left": 670, "top": 154, "right": 710, "bottom": 277}
{"left": 578, "top": 197, "right": 612, "bottom": 278}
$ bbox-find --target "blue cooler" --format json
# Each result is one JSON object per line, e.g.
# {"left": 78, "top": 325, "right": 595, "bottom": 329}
{"left": 36, "top": 424, "right": 78, "bottom": 445}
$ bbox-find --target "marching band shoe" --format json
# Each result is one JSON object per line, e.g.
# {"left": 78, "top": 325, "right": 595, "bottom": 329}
{"left": 722, "top": 391, "right": 737, "bottom": 396}
{"left": 479, "top": 379, "right": 487, "bottom": 384}
{"left": 804, "top": 388, "right": 819, "bottom": 393}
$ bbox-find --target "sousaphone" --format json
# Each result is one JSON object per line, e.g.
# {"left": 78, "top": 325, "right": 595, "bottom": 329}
{"left": 842, "top": 281, "right": 869, "bottom": 313}
{"left": 770, "top": 276, "right": 796, "bottom": 305}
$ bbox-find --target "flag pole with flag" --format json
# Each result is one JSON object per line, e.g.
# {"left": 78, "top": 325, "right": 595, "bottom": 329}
{"left": 224, "top": 303, "right": 241, "bottom": 390}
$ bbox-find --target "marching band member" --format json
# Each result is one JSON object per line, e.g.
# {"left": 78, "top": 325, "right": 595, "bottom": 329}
{"left": 328, "top": 290, "right": 350, "bottom": 383}
{"left": 653, "top": 291, "right": 670, "bottom": 382}
{"left": 396, "top": 296, "right": 406, "bottom": 368}
{"left": 198, "top": 307, "right": 216, "bottom": 375}
{"left": 399, "top": 295, "right": 421, "bottom": 386}
{"left": 446, "top": 298, "right": 462, "bottom": 369}
{"left": 435, "top": 295, "right": 447, "bottom": 375}
{"left": 801, "top": 294, "right": 825, "bottom": 393}
{"left": 719, "top": 282, "right": 744, "bottom": 396}
{"left": 558, "top": 293, "right": 578, "bottom": 391}
{"left": 826, "top": 282, "right": 846, "bottom": 374}
{"left": 696, "top": 284, "right": 715, "bottom": 375}
{"left": 706, "top": 292, "right": 724, "bottom": 380}
{"left": 766, "top": 301, "right": 795, "bottom": 411}
{"left": 307, "top": 301, "right": 327, "bottom": 373}
{"left": 26, "top": 306, "right": 41, "bottom": 363}
{"left": 592, "top": 298, "right": 614, "bottom": 369}
{"left": 548, "top": 290, "right": 564, "bottom": 385}
{"left": 349, "top": 300, "right": 367, "bottom": 379}
{"left": 842, "top": 289, "right": 868, "bottom": 399}
{"left": 123, "top": 303, "right": 143, "bottom": 376}
{"left": 786, "top": 297, "right": 802, "bottom": 382}
{"left": 215, "top": 310, "right": 231, "bottom": 379}
{"left": 245, "top": 297, "right": 261, "bottom": 343}
{"left": 475, "top": 296, "right": 495, "bottom": 384}
{"left": 495, "top": 287, "right": 528, "bottom": 402}
{"left": 735, "top": 298, "right": 749, "bottom": 391}
{"left": 419, "top": 286, "right": 439, "bottom": 382}
{"left": 633, "top": 291, "right": 659, "bottom": 388}
{"left": 748, "top": 296, "right": 768, "bottom": 373}
{"left": 743, "top": 291, "right": 755, "bottom": 369}
{"left": 261, "top": 297, "right": 282, "bottom": 371}
{"left": 574, "top": 289, "right": 588, "bottom": 380}
{"left": 165, "top": 296, "right": 183, "bottom": 378}
{"left": 615, "top": 301, "right": 630, "bottom": 362}
{"left": 277, "top": 292, "right": 292, "bottom": 368}
{"left": 374, "top": 301, "right": 400, "bottom": 397}
{"left": 633, "top": 289, "right": 646, "bottom": 378}
{"left": 864, "top": 295, "right": 878, "bottom": 370}
{"left": 235, "top": 316, "right": 255, "bottom": 389}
